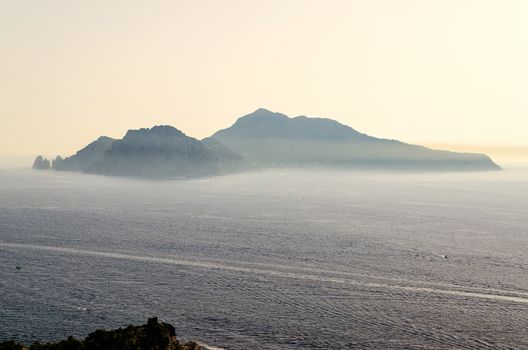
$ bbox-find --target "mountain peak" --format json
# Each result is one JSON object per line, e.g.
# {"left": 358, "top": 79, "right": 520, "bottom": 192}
{"left": 150, "top": 125, "right": 185, "bottom": 135}
{"left": 123, "top": 125, "right": 186, "bottom": 140}
{"left": 213, "top": 109, "right": 367, "bottom": 140}
{"left": 241, "top": 108, "right": 289, "bottom": 121}
{"left": 254, "top": 107, "right": 275, "bottom": 114}
{"left": 96, "top": 136, "right": 114, "bottom": 142}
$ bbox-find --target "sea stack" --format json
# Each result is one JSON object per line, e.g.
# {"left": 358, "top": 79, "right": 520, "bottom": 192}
{"left": 32, "top": 156, "right": 51, "bottom": 170}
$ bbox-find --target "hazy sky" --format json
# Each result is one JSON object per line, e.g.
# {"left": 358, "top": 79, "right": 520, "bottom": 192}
{"left": 1, "top": 0, "right": 528, "bottom": 159}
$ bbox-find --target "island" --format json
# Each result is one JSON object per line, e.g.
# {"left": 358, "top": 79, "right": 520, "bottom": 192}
{"left": 33, "top": 108, "right": 501, "bottom": 177}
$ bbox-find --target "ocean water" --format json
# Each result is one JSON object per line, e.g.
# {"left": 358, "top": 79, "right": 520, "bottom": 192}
{"left": 1, "top": 169, "right": 528, "bottom": 349}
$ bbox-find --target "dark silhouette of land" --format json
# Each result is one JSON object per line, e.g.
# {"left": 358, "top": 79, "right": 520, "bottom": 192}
{"left": 49, "top": 126, "right": 248, "bottom": 177}
{"left": 211, "top": 108, "right": 501, "bottom": 171}
{"left": 0, "top": 318, "right": 201, "bottom": 350}
{"left": 33, "top": 108, "right": 501, "bottom": 177}
{"left": 32, "top": 156, "right": 50, "bottom": 170}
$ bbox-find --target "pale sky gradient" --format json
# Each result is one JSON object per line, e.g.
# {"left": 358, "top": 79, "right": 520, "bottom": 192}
{"left": 1, "top": 0, "right": 528, "bottom": 164}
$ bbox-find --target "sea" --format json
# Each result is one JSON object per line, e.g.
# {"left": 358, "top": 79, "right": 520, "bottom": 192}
{"left": 1, "top": 168, "right": 527, "bottom": 349}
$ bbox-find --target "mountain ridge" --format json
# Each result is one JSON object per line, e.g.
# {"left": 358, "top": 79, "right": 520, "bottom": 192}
{"left": 213, "top": 108, "right": 376, "bottom": 141}
{"left": 210, "top": 108, "right": 500, "bottom": 171}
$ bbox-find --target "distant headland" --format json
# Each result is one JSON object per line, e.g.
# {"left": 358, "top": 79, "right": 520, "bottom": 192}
{"left": 33, "top": 108, "right": 501, "bottom": 177}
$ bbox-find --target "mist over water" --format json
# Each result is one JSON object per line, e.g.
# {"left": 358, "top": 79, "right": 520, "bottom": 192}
{"left": 1, "top": 169, "right": 528, "bottom": 349}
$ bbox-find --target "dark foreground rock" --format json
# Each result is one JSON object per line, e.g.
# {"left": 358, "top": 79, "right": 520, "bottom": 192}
{"left": 0, "top": 318, "right": 202, "bottom": 350}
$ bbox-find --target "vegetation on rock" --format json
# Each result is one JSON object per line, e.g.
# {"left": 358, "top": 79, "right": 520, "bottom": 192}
{"left": 0, "top": 318, "right": 202, "bottom": 350}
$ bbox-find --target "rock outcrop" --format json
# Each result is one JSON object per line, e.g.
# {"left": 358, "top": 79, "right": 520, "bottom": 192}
{"left": 0, "top": 317, "right": 202, "bottom": 350}
{"left": 32, "top": 156, "right": 51, "bottom": 170}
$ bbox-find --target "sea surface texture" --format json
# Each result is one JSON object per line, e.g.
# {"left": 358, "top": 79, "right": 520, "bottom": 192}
{"left": 1, "top": 169, "right": 528, "bottom": 349}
